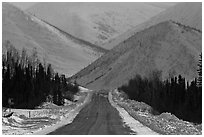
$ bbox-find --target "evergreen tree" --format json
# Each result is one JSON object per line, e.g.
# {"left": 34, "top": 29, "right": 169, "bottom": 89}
{"left": 119, "top": 70, "right": 202, "bottom": 123}
{"left": 2, "top": 42, "right": 80, "bottom": 109}
{"left": 197, "top": 53, "right": 202, "bottom": 87}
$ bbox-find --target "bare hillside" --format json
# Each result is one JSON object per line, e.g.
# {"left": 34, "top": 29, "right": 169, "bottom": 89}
{"left": 70, "top": 21, "right": 201, "bottom": 90}
{"left": 104, "top": 2, "right": 201, "bottom": 49}
{"left": 3, "top": 3, "right": 106, "bottom": 76}
{"left": 27, "top": 2, "right": 174, "bottom": 49}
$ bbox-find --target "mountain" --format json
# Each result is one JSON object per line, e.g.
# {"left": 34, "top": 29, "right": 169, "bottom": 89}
{"left": 70, "top": 21, "right": 202, "bottom": 90}
{"left": 27, "top": 2, "right": 175, "bottom": 49}
{"left": 104, "top": 2, "right": 201, "bottom": 49}
{"left": 2, "top": 3, "right": 107, "bottom": 76}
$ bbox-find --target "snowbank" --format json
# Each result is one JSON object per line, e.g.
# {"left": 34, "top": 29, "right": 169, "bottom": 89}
{"left": 108, "top": 91, "right": 159, "bottom": 135}
{"left": 111, "top": 89, "right": 202, "bottom": 135}
{"left": 79, "top": 86, "right": 91, "bottom": 92}
{"left": 2, "top": 91, "right": 92, "bottom": 135}
{"left": 37, "top": 102, "right": 60, "bottom": 109}
{"left": 32, "top": 91, "right": 92, "bottom": 135}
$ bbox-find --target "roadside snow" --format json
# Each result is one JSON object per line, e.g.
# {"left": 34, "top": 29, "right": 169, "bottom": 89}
{"left": 32, "top": 91, "right": 92, "bottom": 135}
{"left": 108, "top": 91, "right": 159, "bottom": 135}
{"left": 2, "top": 89, "right": 92, "bottom": 135}
{"left": 79, "top": 86, "right": 92, "bottom": 92}
{"left": 112, "top": 89, "right": 202, "bottom": 135}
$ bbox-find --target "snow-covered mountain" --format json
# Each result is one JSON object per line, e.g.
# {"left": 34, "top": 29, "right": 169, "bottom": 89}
{"left": 27, "top": 2, "right": 175, "bottom": 49}
{"left": 69, "top": 2, "right": 202, "bottom": 90}
{"left": 3, "top": 3, "right": 106, "bottom": 76}
{"left": 70, "top": 21, "right": 201, "bottom": 90}
{"left": 104, "top": 2, "right": 202, "bottom": 49}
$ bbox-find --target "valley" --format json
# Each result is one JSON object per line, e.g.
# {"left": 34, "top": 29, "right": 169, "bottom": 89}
{"left": 2, "top": 2, "right": 202, "bottom": 135}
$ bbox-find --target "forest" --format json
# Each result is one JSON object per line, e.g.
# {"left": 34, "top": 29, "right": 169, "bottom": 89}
{"left": 119, "top": 53, "right": 202, "bottom": 123}
{"left": 2, "top": 41, "right": 79, "bottom": 109}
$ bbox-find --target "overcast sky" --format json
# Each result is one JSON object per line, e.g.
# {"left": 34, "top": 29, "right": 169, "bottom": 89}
{"left": 10, "top": 2, "right": 176, "bottom": 11}
{"left": 10, "top": 2, "right": 37, "bottom": 10}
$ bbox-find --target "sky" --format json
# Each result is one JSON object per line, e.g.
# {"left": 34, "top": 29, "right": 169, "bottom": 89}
{"left": 10, "top": 2, "right": 37, "bottom": 10}
{"left": 10, "top": 2, "right": 176, "bottom": 11}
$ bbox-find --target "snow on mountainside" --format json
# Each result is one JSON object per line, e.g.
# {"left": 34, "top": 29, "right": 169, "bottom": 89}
{"left": 27, "top": 2, "right": 175, "bottom": 49}
{"left": 104, "top": 2, "right": 201, "bottom": 49}
{"left": 3, "top": 3, "right": 106, "bottom": 76}
{"left": 70, "top": 21, "right": 201, "bottom": 90}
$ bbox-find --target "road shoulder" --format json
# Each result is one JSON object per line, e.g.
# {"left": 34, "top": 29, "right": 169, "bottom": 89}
{"left": 108, "top": 91, "right": 159, "bottom": 135}
{"left": 33, "top": 91, "right": 93, "bottom": 135}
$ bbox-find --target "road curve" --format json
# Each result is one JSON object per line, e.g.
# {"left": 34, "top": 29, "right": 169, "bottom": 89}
{"left": 48, "top": 92, "right": 134, "bottom": 135}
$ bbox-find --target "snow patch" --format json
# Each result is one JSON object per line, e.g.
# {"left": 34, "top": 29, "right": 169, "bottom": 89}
{"left": 112, "top": 89, "right": 202, "bottom": 135}
{"left": 11, "top": 116, "right": 23, "bottom": 123}
{"left": 79, "top": 86, "right": 92, "bottom": 92}
{"left": 2, "top": 91, "right": 92, "bottom": 135}
{"left": 32, "top": 92, "right": 92, "bottom": 135}
{"left": 37, "top": 102, "right": 60, "bottom": 109}
{"left": 108, "top": 91, "right": 159, "bottom": 135}
{"left": 64, "top": 99, "right": 73, "bottom": 105}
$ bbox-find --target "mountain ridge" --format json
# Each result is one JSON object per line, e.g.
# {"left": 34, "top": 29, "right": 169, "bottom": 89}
{"left": 39, "top": 18, "right": 108, "bottom": 54}
{"left": 70, "top": 20, "right": 201, "bottom": 90}
{"left": 27, "top": 2, "right": 174, "bottom": 49}
{"left": 2, "top": 2, "right": 105, "bottom": 76}
{"left": 103, "top": 2, "right": 201, "bottom": 49}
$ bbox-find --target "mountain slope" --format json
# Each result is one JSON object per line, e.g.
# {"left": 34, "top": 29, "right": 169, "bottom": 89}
{"left": 70, "top": 21, "right": 202, "bottom": 90}
{"left": 104, "top": 2, "right": 201, "bottom": 49}
{"left": 3, "top": 3, "right": 106, "bottom": 76}
{"left": 27, "top": 2, "right": 174, "bottom": 49}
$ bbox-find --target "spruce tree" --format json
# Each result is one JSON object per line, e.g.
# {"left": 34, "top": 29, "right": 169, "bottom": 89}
{"left": 197, "top": 53, "right": 202, "bottom": 87}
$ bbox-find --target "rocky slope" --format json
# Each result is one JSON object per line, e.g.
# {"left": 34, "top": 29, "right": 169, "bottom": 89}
{"left": 70, "top": 21, "right": 201, "bottom": 90}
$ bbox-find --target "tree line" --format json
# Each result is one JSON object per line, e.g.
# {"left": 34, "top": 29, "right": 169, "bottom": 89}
{"left": 2, "top": 41, "right": 79, "bottom": 109}
{"left": 119, "top": 53, "right": 202, "bottom": 123}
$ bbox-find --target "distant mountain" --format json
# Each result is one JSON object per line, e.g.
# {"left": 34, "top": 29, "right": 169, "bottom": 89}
{"left": 70, "top": 21, "right": 201, "bottom": 90}
{"left": 27, "top": 2, "right": 174, "bottom": 49}
{"left": 3, "top": 3, "right": 106, "bottom": 76}
{"left": 104, "top": 2, "right": 202, "bottom": 49}
{"left": 151, "top": 2, "right": 201, "bottom": 30}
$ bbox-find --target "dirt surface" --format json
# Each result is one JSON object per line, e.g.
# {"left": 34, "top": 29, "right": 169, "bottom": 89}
{"left": 48, "top": 92, "right": 134, "bottom": 135}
